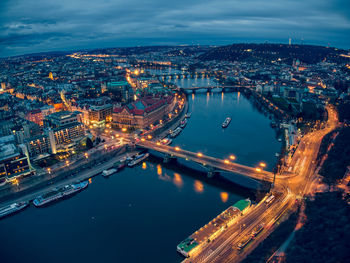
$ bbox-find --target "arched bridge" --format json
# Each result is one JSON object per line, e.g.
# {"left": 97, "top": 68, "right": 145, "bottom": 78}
{"left": 136, "top": 140, "right": 277, "bottom": 182}
{"left": 179, "top": 85, "right": 252, "bottom": 93}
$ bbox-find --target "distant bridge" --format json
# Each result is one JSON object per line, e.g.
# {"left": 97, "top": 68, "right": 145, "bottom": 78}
{"left": 155, "top": 72, "right": 215, "bottom": 80}
{"left": 136, "top": 140, "right": 276, "bottom": 182}
{"left": 179, "top": 85, "right": 249, "bottom": 93}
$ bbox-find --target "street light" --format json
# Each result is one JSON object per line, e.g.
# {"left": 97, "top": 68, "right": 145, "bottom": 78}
{"left": 224, "top": 159, "right": 230, "bottom": 164}
{"left": 229, "top": 155, "right": 236, "bottom": 161}
{"left": 197, "top": 152, "right": 203, "bottom": 157}
{"left": 175, "top": 146, "right": 180, "bottom": 151}
{"left": 259, "top": 162, "right": 266, "bottom": 168}
{"left": 255, "top": 167, "right": 262, "bottom": 172}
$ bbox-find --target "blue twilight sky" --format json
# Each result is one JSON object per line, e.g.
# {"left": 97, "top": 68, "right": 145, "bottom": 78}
{"left": 0, "top": 0, "right": 350, "bottom": 57}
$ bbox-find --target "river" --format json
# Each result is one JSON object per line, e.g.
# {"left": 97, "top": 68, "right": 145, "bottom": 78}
{"left": 0, "top": 79, "right": 281, "bottom": 263}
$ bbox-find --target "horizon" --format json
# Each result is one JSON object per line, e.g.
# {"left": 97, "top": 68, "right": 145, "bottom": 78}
{"left": 1, "top": 41, "right": 349, "bottom": 59}
{"left": 1, "top": 0, "right": 350, "bottom": 58}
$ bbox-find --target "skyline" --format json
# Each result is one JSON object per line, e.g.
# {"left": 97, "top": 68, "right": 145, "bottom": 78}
{"left": 1, "top": 0, "right": 350, "bottom": 57}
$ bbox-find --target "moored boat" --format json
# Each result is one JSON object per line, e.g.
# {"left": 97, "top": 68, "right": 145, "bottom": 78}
{"left": 127, "top": 153, "right": 150, "bottom": 167}
{"left": 0, "top": 201, "right": 29, "bottom": 219}
{"left": 33, "top": 181, "right": 88, "bottom": 207}
{"left": 185, "top": 112, "right": 192, "bottom": 118}
{"left": 170, "top": 127, "right": 182, "bottom": 138}
{"left": 102, "top": 168, "right": 118, "bottom": 177}
{"left": 180, "top": 118, "right": 187, "bottom": 128}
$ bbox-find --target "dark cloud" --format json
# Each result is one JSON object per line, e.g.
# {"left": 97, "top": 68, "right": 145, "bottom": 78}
{"left": 0, "top": 0, "right": 349, "bottom": 57}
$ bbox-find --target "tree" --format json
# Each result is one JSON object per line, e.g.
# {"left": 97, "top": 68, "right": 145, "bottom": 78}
{"left": 86, "top": 137, "right": 93, "bottom": 149}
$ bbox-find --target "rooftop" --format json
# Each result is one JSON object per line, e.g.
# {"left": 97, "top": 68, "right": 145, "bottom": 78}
{"left": 233, "top": 199, "right": 251, "bottom": 212}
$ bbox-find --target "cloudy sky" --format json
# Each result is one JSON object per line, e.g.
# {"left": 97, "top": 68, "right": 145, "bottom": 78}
{"left": 1, "top": 0, "right": 350, "bottom": 57}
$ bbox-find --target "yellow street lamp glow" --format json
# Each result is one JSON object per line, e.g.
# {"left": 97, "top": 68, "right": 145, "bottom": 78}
{"left": 197, "top": 152, "right": 203, "bottom": 157}
{"left": 175, "top": 146, "right": 180, "bottom": 151}
{"left": 255, "top": 167, "right": 262, "bottom": 172}
{"left": 122, "top": 128, "right": 127, "bottom": 132}
{"left": 156, "top": 142, "right": 160, "bottom": 145}
{"left": 141, "top": 138, "right": 145, "bottom": 142}
{"left": 224, "top": 159, "right": 230, "bottom": 164}
{"left": 229, "top": 155, "right": 236, "bottom": 160}
{"left": 147, "top": 135, "right": 152, "bottom": 139}
{"left": 259, "top": 162, "right": 266, "bottom": 168}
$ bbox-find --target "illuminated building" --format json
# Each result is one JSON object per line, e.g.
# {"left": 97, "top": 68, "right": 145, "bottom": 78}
{"left": 44, "top": 111, "right": 82, "bottom": 129}
{"left": 112, "top": 94, "right": 176, "bottom": 129}
{"left": 25, "top": 109, "right": 44, "bottom": 126}
{"left": 0, "top": 135, "right": 34, "bottom": 182}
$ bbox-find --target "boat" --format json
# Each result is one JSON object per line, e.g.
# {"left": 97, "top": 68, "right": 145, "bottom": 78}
{"left": 128, "top": 153, "right": 150, "bottom": 167}
{"left": 180, "top": 118, "right": 187, "bottom": 128}
{"left": 185, "top": 112, "right": 192, "bottom": 118}
{"left": 0, "top": 201, "right": 29, "bottom": 219}
{"left": 160, "top": 138, "right": 172, "bottom": 146}
{"left": 170, "top": 127, "right": 182, "bottom": 138}
{"left": 222, "top": 117, "right": 231, "bottom": 128}
{"left": 33, "top": 181, "right": 88, "bottom": 207}
{"left": 113, "top": 159, "right": 126, "bottom": 170}
{"left": 102, "top": 168, "right": 118, "bottom": 177}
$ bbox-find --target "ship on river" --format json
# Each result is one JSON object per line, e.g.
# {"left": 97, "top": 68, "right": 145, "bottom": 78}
{"left": 222, "top": 117, "right": 231, "bottom": 128}
{"left": 0, "top": 201, "right": 29, "bottom": 219}
{"left": 33, "top": 181, "right": 89, "bottom": 207}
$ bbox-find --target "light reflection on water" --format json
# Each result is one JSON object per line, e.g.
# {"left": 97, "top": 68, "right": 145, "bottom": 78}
{"left": 220, "top": 192, "right": 229, "bottom": 203}
{"left": 194, "top": 180, "right": 204, "bottom": 194}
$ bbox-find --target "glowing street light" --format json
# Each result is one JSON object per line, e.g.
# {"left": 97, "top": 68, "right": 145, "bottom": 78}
{"left": 147, "top": 135, "right": 152, "bottom": 139}
{"left": 229, "top": 155, "right": 236, "bottom": 160}
{"left": 175, "top": 146, "right": 180, "bottom": 151}
{"left": 255, "top": 167, "right": 262, "bottom": 172}
{"left": 224, "top": 159, "right": 230, "bottom": 164}
{"left": 197, "top": 152, "right": 203, "bottom": 157}
{"left": 259, "top": 162, "right": 266, "bottom": 168}
{"left": 122, "top": 127, "right": 127, "bottom": 132}
{"left": 141, "top": 138, "right": 145, "bottom": 142}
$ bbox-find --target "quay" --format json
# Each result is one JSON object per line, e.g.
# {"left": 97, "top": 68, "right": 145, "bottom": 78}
{"left": 177, "top": 199, "right": 251, "bottom": 257}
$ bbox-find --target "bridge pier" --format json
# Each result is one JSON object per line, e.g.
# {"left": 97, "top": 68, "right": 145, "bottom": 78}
{"left": 163, "top": 154, "right": 176, "bottom": 163}
{"left": 207, "top": 166, "right": 217, "bottom": 178}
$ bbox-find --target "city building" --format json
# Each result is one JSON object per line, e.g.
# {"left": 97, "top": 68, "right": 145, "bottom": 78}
{"left": 44, "top": 111, "right": 82, "bottom": 129}
{"left": 0, "top": 135, "right": 34, "bottom": 183}
{"left": 112, "top": 94, "right": 176, "bottom": 130}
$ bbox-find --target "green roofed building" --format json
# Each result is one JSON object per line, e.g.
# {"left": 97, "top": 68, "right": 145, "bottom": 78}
{"left": 233, "top": 199, "right": 251, "bottom": 212}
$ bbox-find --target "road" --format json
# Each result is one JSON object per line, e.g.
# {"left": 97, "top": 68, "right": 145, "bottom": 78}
{"left": 183, "top": 105, "right": 338, "bottom": 263}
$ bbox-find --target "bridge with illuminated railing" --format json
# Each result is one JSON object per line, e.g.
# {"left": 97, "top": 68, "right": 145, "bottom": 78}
{"left": 136, "top": 140, "right": 279, "bottom": 182}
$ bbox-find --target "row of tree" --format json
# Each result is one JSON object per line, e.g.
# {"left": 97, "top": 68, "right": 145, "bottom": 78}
{"left": 286, "top": 192, "right": 350, "bottom": 263}
{"left": 319, "top": 127, "right": 350, "bottom": 185}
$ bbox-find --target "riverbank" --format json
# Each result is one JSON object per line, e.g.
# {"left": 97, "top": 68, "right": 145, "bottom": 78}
{"left": 0, "top": 146, "right": 137, "bottom": 206}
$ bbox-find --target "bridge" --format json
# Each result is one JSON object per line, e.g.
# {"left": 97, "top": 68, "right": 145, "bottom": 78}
{"left": 136, "top": 140, "right": 276, "bottom": 182}
{"left": 177, "top": 85, "right": 253, "bottom": 93}
{"left": 155, "top": 72, "right": 215, "bottom": 80}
